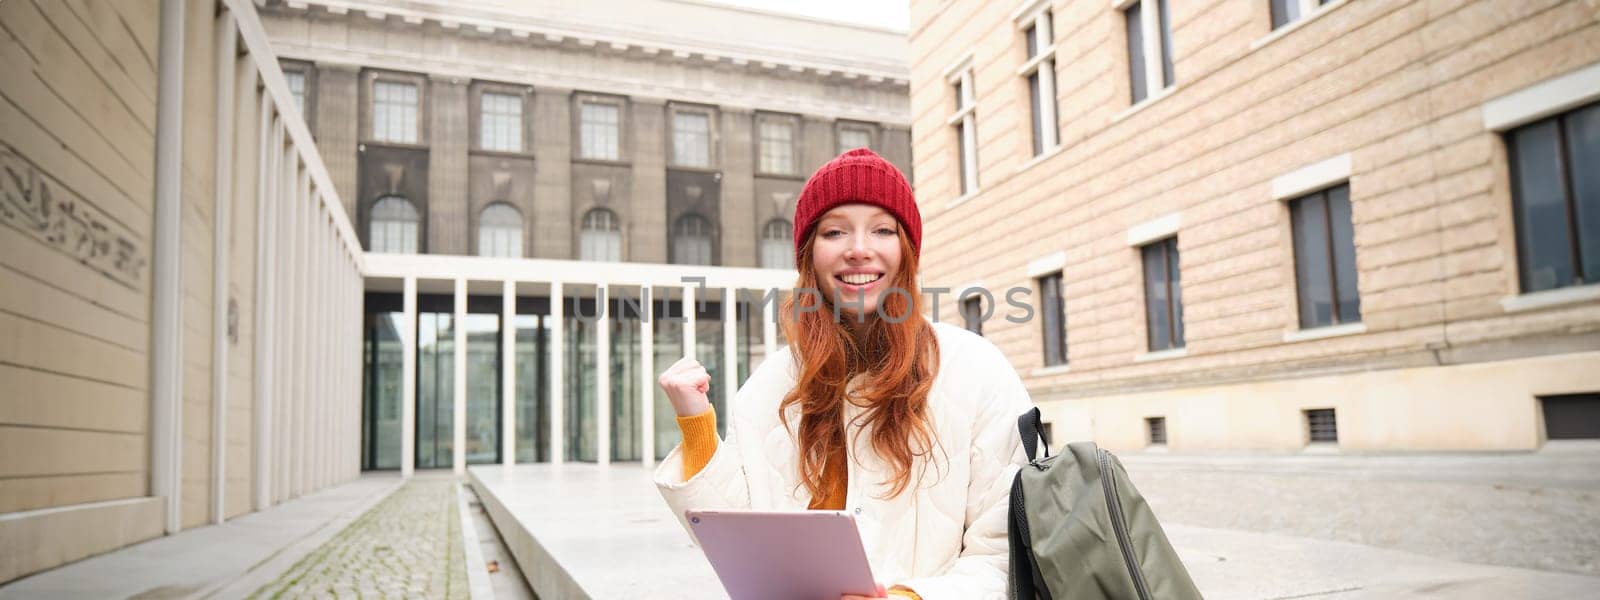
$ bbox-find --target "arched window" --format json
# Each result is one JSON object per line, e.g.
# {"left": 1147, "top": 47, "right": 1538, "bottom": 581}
{"left": 672, "top": 213, "right": 715, "bottom": 266}
{"left": 579, "top": 208, "right": 622, "bottom": 262}
{"left": 369, "top": 195, "right": 419, "bottom": 254}
{"left": 477, "top": 202, "right": 523, "bottom": 258}
{"left": 759, "top": 218, "right": 793, "bottom": 269}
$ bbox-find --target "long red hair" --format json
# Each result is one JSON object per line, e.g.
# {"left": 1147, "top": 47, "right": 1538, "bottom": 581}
{"left": 778, "top": 229, "right": 940, "bottom": 500}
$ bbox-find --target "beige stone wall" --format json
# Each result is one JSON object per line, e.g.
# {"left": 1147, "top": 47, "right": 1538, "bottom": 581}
{"left": 0, "top": 0, "right": 165, "bottom": 582}
{"left": 908, "top": 0, "right": 1600, "bottom": 449}
{"left": 1, "top": 0, "right": 362, "bottom": 583}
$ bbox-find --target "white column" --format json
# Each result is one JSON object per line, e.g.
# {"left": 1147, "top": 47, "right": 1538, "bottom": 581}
{"left": 209, "top": 10, "right": 236, "bottom": 526}
{"left": 318, "top": 214, "right": 330, "bottom": 490}
{"left": 296, "top": 168, "right": 312, "bottom": 497}
{"left": 722, "top": 288, "right": 736, "bottom": 422}
{"left": 683, "top": 285, "right": 696, "bottom": 358}
{"left": 152, "top": 0, "right": 186, "bottom": 536}
{"left": 639, "top": 285, "right": 654, "bottom": 469}
{"left": 273, "top": 131, "right": 289, "bottom": 503}
{"left": 252, "top": 95, "right": 275, "bottom": 512}
{"left": 453, "top": 279, "right": 467, "bottom": 475}
{"left": 763, "top": 289, "right": 777, "bottom": 366}
{"left": 502, "top": 281, "right": 516, "bottom": 466}
{"left": 549, "top": 282, "right": 564, "bottom": 464}
{"left": 402, "top": 277, "right": 417, "bottom": 478}
{"left": 596, "top": 285, "right": 610, "bottom": 466}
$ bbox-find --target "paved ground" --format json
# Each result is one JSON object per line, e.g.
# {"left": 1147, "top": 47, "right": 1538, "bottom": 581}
{"left": 1119, "top": 441, "right": 1600, "bottom": 577}
{"left": 249, "top": 473, "right": 469, "bottom": 600}
{"left": 0, "top": 476, "right": 403, "bottom": 599}
{"left": 469, "top": 462, "right": 1600, "bottom": 600}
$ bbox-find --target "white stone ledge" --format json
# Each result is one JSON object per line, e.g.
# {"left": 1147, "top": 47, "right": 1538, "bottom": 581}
{"left": 1282, "top": 322, "right": 1366, "bottom": 343}
{"left": 1032, "top": 364, "right": 1072, "bottom": 377}
{"left": 1500, "top": 284, "right": 1600, "bottom": 314}
{"left": 1112, "top": 83, "right": 1179, "bottom": 124}
{"left": 1272, "top": 153, "right": 1351, "bottom": 201}
{"left": 1135, "top": 347, "right": 1188, "bottom": 363}
{"left": 1248, "top": 0, "right": 1351, "bottom": 52}
{"left": 1484, "top": 61, "right": 1600, "bottom": 132}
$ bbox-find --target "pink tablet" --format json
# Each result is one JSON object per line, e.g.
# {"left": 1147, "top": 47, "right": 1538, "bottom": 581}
{"left": 686, "top": 509, "right": 879, "bottom": 600}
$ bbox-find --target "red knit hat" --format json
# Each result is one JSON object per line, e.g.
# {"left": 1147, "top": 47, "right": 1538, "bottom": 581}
{"left": 792, "top": 148, "right": 921, "bottom": 260}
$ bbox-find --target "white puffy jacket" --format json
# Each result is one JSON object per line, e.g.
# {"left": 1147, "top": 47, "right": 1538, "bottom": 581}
{"left": 654, "top": 321, "right": 1035, "bottom": 600}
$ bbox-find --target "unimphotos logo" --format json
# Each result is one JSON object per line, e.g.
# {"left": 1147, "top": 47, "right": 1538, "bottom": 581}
{"left": 565, "top": 276, "right": 1038, "bottom": 326}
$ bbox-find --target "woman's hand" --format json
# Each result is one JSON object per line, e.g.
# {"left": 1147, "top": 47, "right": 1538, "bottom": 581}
{"left": 841, "top": 583, "right": 888, "bottom": 599}
{"left": 658, "top": 356, "right": 712, "bottom": 417}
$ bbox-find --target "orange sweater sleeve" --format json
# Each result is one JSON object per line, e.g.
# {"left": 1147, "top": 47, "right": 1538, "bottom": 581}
{"left": 677, "top": 409, "right": 720, "bottom": 480}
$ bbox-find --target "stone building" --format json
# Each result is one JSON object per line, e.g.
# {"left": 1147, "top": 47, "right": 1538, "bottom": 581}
{"left": 257, "top": 0, "right": 913, "bottom": 267}
{"left": 908, "top": 0, "right": 1600, "bottom": 451}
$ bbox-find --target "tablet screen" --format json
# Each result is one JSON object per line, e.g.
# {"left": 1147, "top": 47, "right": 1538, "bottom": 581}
{"left": 687, "top": 509, "right": 878, "bottom": 600}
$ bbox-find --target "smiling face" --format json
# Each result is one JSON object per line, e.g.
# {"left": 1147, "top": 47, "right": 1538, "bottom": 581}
{"left": 810, "top": 203, "right": 904, "bottom": 320}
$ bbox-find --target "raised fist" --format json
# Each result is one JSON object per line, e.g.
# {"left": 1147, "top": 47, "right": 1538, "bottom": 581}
{"left": 658, "top": 356, "right": 712, "bottom": 418}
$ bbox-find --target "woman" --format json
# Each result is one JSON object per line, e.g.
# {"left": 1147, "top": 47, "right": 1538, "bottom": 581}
{"left": 655, "top": 148, "right": 1035, "bottom": 600}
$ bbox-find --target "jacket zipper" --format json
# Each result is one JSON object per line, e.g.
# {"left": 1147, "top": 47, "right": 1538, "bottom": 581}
{"left": 1098, "top": 448, "right": 1151, "bottom": 600}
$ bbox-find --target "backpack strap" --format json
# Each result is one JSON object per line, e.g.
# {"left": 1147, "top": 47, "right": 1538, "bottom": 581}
{"left": 1017, "top": 407, "right": 1050, "bottom": 462}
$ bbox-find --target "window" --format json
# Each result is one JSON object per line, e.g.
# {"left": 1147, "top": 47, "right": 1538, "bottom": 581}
{"left": 1147, "top": 417, "right": 1167, "bottom": 445}
{"left": 284, "top": 69, "right": 307, "bottom": 119}
{"left": 837, "top": 124, "right": 873, "bottom": 154}
{"left": 1271, "top": 0, "right": 1335, "bottom": 30}
{"left": 672, "top": 214, "right": 715, "bottom": 266}
{"left": 672, "top": 110, "right": 712, "bottom": 168}
{"left": 369, "top": 195, "right": 419, "bottom": 254}
{"left": 759, "top": 219, "right": 793, "bottom": 269}
{"left": 948, "top": 62, "right": 978, "bottom": 196}
{"left": 758, "top": 115, "right": 797, "bottom": 175}
{"left": 480, "top": 92, "right": 523, "bottom": 152}
{"left": 579, "top": 208, "right": 622, "bottom": 262}
{"left": 1123, "top": 0, "right": 1175, "bottom": 104}
{"left": 477, "top": 203, "right": 522, "bottom": 258}
{"left": 1038, "top": 272, "right": 1066, "bottom": 366}
{"left": 372, "top": 81, "right": 419, "bottom": 144}
{"left": 1019, "top": 8, "right": 1059, "bottom": 156}
{"left": 1506, "top": 101, "right": 1600, "bottom": 293}
{"left": 1290, "top": 184, "right": 1361, "bottom": 328}
{"left": 1305, "top": 408, "right": 1337, "bottom": 443}
{"left": 1141, "top": 237, "right": 1184, "bottom": 351}
{"left": 579, "top": 99, "right": 621, "bottom": 161}
{"left": 961, "top": 294, "right": 984, "bottom": 335}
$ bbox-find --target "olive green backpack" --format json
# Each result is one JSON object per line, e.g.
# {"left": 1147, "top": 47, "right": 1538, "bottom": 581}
{"left": 1008, "top": 408, "right": 1204, "bottom": 600}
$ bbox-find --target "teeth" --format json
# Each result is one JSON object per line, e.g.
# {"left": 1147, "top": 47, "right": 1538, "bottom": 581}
{"left": 840, "top": 273, "right": 881, "bottom": 285}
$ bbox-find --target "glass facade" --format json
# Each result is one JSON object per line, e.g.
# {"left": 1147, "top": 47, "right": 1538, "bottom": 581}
{"left": 361, "top": 290, "right": 766, "bottom": 469}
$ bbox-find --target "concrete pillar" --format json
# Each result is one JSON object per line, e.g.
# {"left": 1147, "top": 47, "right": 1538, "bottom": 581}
{"left": 639, "top": 285, "right": 654, "bottom": 469}
{"left": 502, "top": 281, "right": 516, "bottom": 466}
{"left": 210, "top": 10, "right": 237, "bottom": 525}
{"left": 549, "top": 281, "right": 564, "bottom": 464}
{"left": 453, "top": 278, "right": 467, "bottom": 475}
{"left": 152, "top": 0, "right": 186, "bottom": 535}
{"left": 429, "top": 75, "right": 470, "bottom": 255}
{"left": 402, "top": 277, "right": 417, "bottom": 477}
{"left": 532, "top": 87, "right": 572, "bottom": 259}
{"left": 683, "top": 285, "right": 696, "bottom": 359}
{"left": 253, "top": 92, "right": 276, "bottom": 512}
{"left": 722, "top": 288, "right": 736, "bottom": 420}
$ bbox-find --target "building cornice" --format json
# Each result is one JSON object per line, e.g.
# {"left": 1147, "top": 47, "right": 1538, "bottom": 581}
{"left": 271, "top": 42, "right": 911, "bottom": 126}
{"left": 273, "top": 0, "right": 910, "bottom": 89}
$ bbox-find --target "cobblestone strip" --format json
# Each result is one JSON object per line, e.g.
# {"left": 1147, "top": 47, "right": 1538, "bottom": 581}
{"left": 250, "top": 475, "right": 470, "bottom": 599}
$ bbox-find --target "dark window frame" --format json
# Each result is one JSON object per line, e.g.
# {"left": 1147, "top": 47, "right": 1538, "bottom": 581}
{"left": 1289, "top": 183, "right": 1362, "bottom": 328}
{"left": 1506, "top": 101, "right": 1599, "bottom": 293}
{"left": 1037, "top": 271, "right": 1068, "bottom": 366}
{"left": 1141, "top": 237, "right": 1185, "bottom": 351}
